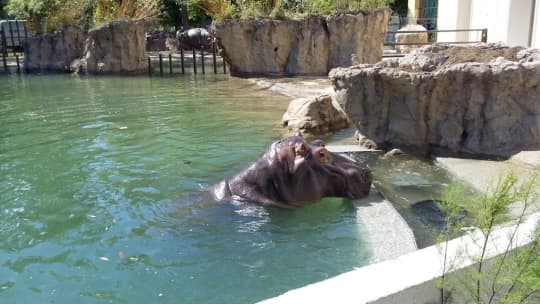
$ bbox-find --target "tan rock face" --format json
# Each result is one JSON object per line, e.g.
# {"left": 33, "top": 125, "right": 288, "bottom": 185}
{"left": 394, "top": 24, "right": 428, "bottom": 54}
{"left": 84, "top": 20, "right": 149, "bottom": 75}
{"left": 282, "top": 94, "right": 350, "bottom": 136}
{"left": 23, "top": 20, "right": 149, "bottom": 75}
{"left": 23, "top": 26, "right": 86, "bottom": 72}
{"left": 214, "top": 9, "right": 390, "bottom": 77}
{"left": 329, "top": 43, "right": 540, "bottom": 158}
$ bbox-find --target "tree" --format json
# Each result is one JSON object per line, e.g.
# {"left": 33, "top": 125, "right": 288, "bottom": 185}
{"left": 6, "top": 0, "right": 93, "bottom": 33}
{"left": 1, "top": 0, "right": 8, "bottom": 18}
{"left": 438, "top": 174, "right": 540, "bottom": 304}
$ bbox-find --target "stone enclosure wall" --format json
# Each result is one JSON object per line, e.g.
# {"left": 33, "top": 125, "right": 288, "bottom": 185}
{"left": 214, "top": 9, "right": 390, "bottom": 77}
{"left": 24, "top": 26, "right": 86, "bottom": 72}
{"left": 24, "top": 20, "right": 148, "bottom": 75}
{"left": 330, "top": 43, "right": 540, "bottom": 158}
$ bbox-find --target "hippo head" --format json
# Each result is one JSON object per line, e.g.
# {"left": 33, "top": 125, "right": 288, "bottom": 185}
{"left": 214, "top": 135, "right": 372, "bottom": 208}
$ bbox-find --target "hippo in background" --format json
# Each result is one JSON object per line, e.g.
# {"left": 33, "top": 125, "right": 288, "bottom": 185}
{"left": 176, "top": 28, "right": 215, "bottom": 50}
{"left": 208, "top": 135, "right": 372, "bottom": 208}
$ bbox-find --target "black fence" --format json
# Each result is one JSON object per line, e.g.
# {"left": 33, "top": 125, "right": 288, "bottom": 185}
{"left": 1, "top": 20, "right": 28, "bottom": 73}
{"left": 148, "top": 41, "right": 227, "bottom": 77}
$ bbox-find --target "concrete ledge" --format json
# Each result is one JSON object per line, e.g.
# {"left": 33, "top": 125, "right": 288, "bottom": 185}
{"left": 329, "top": 145, "right": 416, "bottom": 262}
{"left": 327, "top": 145, "right": 381, "bottom": 153}
{"left": 259, "top": 213, "right": 539, "bottom": 304}
{"left": 353, "top": 191, "right": 417, "bottom": 263}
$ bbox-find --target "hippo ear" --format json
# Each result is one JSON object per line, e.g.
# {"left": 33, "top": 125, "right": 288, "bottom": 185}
{"left": 294, "top": 130, "right": 303, "bottom": 138}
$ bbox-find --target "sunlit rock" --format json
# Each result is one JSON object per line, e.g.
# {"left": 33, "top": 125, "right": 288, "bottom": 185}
{"left": 330, "top": 43, "right": 540, "bottom": 158}
{"left": 213, "top": 9, "right": 390, "bottom": 77}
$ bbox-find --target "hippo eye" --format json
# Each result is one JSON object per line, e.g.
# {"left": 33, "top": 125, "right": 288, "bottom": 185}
{"left": 311, "top": 139, "right": 326, "bottom": 147}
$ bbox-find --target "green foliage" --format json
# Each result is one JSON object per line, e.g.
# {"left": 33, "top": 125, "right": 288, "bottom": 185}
{"left": 5, "top": 0, "right": 160, "bottom": 33}
{"left": 198, "top": 0, "right": 233, "bottom": 22}
{"left": 389, "top": 0, "right": 407, "bottom": 16}
{"left": 159, "top": 0, "right": 183, "bottom": 28}
{"left": 93, "top": 0, "right": 160, "bottom": 26}
{"left": 0, "top": 0, "right": 9, "bottom": 18}
{"left": 438, "top": 173, "right": 540, "bottom": 304}
{"left": 6, "top": 0, "right": 90, "bottom": 33}
{"left": 198, "top": 0, "right": 393, "bottom": 21}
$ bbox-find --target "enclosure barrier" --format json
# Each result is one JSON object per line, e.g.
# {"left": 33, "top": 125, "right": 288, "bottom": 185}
{"left": 384, "top": 28, "right": 488, "bottom": 57}
{"left": 1, "top": 19, "right": 27, "bottom": 73}
{"left": 148, "top": 41, "right": 227, "bottom": 77}
{"left": 259, "top": 212, "right": 540, "bottom": 304}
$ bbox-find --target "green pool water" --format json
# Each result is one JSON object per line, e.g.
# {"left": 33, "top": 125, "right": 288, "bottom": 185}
{"left": 0, "top": 74, "right": 372, "bottom": 303}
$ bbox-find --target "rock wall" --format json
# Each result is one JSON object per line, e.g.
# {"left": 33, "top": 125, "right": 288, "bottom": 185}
{"left": 329, "top": 44, "right": 540, "bottom": 158}
{"left": 214, "top": 9, "right": 390, "bottom": 77}
{"left": 23, "top": 20, "right": 149, "bottom": 75}
{"left": 394, "top": 24, "right": 428, "bottom": 54}
{"left": 83, "top": 20, "right": 148, "bottom": 75}
{"left": 23, "top": 26, "right": 86, "bottom": 72}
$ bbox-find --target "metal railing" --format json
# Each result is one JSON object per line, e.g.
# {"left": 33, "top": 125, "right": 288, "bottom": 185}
{"left": 1, "top": 20, "right": 28, "bottom": 73}
{"left": 384, "top": 28, "right": 488, "bottom": 57}
{"left": 148, "top": 41, "right": 227, "bottom": 76}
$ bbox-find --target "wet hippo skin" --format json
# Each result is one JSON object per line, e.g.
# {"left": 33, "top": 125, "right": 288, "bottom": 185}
{"left": 209, "top": 135, "right": 372, "bottom": 208}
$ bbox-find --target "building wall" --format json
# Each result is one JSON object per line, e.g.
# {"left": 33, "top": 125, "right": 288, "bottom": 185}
{"left": 507, "top": 0, "right": 534, "bottom": 46}
{"left": 437, "top": 0, "right": 472, "bottom": 42}
{"left": 469, "top": 0, "right": 511, "bottom": 44}
{"left": 407, "top": 0, "right": 423, "bottom": 22}
{"left": 531, "top": 0, "right": 540, "bottom": 47}
{"left": 436, "top": 0, "right": 539, "bottom": 47}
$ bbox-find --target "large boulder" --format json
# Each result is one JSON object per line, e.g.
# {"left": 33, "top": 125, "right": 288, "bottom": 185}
{"left": 329, "top": 43, "right": 540, "bottom": 158}
{"left": 83, "top": 20, "right": 149, "bottom": 75}
{"left": 394, "top": 24, "right": 428, "bottom": 54}
{"left": 23, "top": 26, "right": 86, "bottom": 72}
{"left": 213, "top": 9, "right": 390, "bottom": 77}
{"left": 282, "top": 94, "right": 350, "bottom": 136}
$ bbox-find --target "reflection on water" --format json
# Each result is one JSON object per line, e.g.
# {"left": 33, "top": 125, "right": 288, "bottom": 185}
{"left": 0, "top": 74, "right": 370, "bottom": 303}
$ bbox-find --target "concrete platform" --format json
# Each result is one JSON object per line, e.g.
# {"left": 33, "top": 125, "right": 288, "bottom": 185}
{"left": 435, "top": 153, "right": 540, "bottom": 193}
{"left": 259, "top": 212, "right": 540, "bottom": 304}
{"left": 353, "top": 190, "right": 418, "bottom": 263}
{"left": 327, "top": 145, "right": 380, "bottom": 153}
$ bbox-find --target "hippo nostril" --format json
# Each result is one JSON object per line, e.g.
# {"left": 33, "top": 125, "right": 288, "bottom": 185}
{"left": 294, "top": 142, "right": 306, "bottom": 157}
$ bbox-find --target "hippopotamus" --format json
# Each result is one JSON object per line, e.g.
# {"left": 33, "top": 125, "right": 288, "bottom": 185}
{"left": 208, "top": 135, "right": 372, "bottom": 208}
{"left": 176, "top": 28, "right": 214, "bottom": 50}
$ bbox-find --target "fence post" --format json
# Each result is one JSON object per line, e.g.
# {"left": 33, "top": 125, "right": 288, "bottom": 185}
{"left": 8, "top": 21, "right": 15, "bottom": 55}
{"left": 1, "top": 29, "right": 7, "bottom": 72}
{"left": 147, "top": 57, "right": 152, "bottom": 77}
{"left": 481, "top": 29, "right": 487, "bottom": 43}
{"left": 201, "top": 49, "right": 205, "bottom": 74}
{"left": 15, "top": 54, "right": 20, "bottom": 73}
{"left": 180, "top": 48, "right": 185, "bottom": 74}
{"left": 223, "top": 57, "right": 226, "bottom": 74}
{"left": 212, "top": 41, "right": 217, "bottom": 74}
{"left": 169, "top": 53, "right": 173, "bottom": 75}
{"left": 15, "top": 20, "right": 22, "bottom": 53}
{"left": 192, "top": 49, "right": 197, "bottom": 74}
{"left": 159, "top": 53, "right": 163, "bottom": 76}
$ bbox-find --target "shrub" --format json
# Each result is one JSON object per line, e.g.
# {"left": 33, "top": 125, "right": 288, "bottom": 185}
{"left": 438, "top": 173, "right": 540, "bottom": 304}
